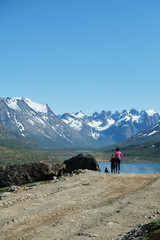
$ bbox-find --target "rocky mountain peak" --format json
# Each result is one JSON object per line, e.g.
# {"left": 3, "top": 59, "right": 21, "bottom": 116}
{"left": 72, "top": 111, "right": 85, "bottom": 119}
{"left": 129, "top": 108, "right": 139, "bottom": 115}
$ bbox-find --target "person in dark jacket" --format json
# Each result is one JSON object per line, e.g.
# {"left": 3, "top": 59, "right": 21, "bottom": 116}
{"left": 110, "top": 154, "right": 116, "bottom": 173}
{"left": 105, "top": 167, "right": 109, "bottom": 173}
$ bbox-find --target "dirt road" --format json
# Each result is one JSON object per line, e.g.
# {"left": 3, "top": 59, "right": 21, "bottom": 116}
{"left": 0, "top": 171, "right": 160, "bottom": 240}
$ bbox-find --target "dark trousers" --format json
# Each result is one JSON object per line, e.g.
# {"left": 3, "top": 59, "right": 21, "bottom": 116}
{"left": 111, "top": 163, "right": 115, "bottom": 173}
{"left": 116, "top": 159, "right": 120, "bottom": 173}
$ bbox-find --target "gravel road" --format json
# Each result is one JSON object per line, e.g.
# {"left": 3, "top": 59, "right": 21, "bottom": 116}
{"left": 0, "top": 171, "right": 160, "bottom": 240}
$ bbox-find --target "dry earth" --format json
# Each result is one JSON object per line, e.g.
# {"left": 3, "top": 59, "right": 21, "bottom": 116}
{"left": 0, "top": 171, "right": 160, "bottom": 240}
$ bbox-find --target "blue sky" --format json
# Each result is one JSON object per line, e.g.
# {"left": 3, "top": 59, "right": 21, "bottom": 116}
{"left": 0, "top": 0, "right": 160, "bottom": 115}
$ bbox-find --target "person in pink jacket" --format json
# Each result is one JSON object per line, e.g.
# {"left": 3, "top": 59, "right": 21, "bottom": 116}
{"left": 115, "top": 147, "right": 123, "bottom": 173}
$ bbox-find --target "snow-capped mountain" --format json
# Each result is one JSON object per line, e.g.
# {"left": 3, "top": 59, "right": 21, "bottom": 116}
{"left": 0, "top": 98, "right": 95, "bottom": 148}
{"left": 60, "top": 109, "right": 160, "bottom": 145}
{"left": 0, "top": 97, "right": 159, "bottom": 148}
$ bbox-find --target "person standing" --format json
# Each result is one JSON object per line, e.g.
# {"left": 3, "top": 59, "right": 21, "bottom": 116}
{"left": 110, "top": 154, "right": 116, "bottom": 173}
{"left": 115, "top": 147, "right": 123, "bottom": 173}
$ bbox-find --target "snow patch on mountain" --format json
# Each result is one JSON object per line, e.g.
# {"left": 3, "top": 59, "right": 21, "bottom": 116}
{"left": 24, "top": 98, "right": 48, "bottom": 114}
{"left": 6, "top": 98, "right": 21, "bottom": 111}
{"left": 88, "top": 120, "right": 102, "bottom": 129}
{"left": 148, "top": 130, "right": 157, "bottom": 136}
{"left": 34, "top": 116, "right": 46, "bottom": 126}
{"left": 88, "top": 118, "right": 115, "bottom": 131}
{"left": 71, "top": 111, "right": 85, "bottom": 119}
{"left": 143, "top": 134, "right": 147, "bottom": 137}
{"left": 90, "top": 131, "right": 100, "bottom": 139}
{"left": 152, "top": 123, "right": 160, "bottom": 129}
{"left": 131, "top": 115, "right": 144, "bottom": 124}
{"left": 146, "top": 109, "right": 157, "bottom": 116}
{"left": 119, "top": 114, "right": 130, "bottom": 123}
{"left": 14, "top": 116, "right": 25, "bottom": 132}
{"left": 7, "top": 112, "right": 10, "bottom": 118}
{"left": 70, "top": 120, "right": 82, "bottom": 130}
{"left": 62, "top": 117, "right": 83, "bottom": 131}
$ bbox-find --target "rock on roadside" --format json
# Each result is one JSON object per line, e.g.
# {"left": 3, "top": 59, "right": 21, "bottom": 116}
{"left": 0, "top": 162, "right": 66, "bottom": 187}
{"left": 63, "top": 153, "right": 100, "bottom": 173}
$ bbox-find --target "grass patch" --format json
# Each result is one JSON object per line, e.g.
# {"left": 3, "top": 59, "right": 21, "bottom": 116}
{"left": 0, "top": 147, "right": 69, "bottom": 167}
{"left": 0, "top": 180, "right": 51, "bottom": 194}
{"left": 134, "top": 236, "right": 148, "bottom": 240}
{"left": 152, "top": 218, "right": 160, "bottom": 228}
{"left": 24, "top": 180, "right": 50, "bottom": 186}
{"left": 0, "top": 186, "right": 10, "bottom": 194}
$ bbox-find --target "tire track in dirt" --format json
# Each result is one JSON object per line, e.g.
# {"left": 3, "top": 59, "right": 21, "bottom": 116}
{"left": 0, "top": 172, "right": 159, "bottom": 240}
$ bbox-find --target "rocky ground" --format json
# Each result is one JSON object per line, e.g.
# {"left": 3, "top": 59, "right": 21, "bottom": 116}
{"left": 0, "top": 170, "right": 160, "bottom": 240}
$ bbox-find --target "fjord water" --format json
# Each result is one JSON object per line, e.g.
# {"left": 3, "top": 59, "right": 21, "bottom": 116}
{"left": 99, "top": 163, "right": 160, "bottom": 174}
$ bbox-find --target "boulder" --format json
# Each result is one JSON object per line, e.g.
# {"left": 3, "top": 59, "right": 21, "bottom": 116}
{"left": 63, "top": 153, "right": 100, "bottom": 173}
{"left": 0, "top": 162, "right": 66, "bottom": 187}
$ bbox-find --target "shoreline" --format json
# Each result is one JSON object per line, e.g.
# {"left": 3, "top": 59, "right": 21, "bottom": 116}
{"left": 98, "top": 160, "right": 160, "bottom": 164}
{"left": 96, "top": 158, "right": 160, "bottom": 164}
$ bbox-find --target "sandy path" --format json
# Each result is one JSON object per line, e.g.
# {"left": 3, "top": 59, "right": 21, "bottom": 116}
{"left": 0, "top": 171, "right": 160, "bottom": 240}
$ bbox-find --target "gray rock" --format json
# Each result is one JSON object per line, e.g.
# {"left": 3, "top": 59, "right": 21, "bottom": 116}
{"left": 63, "top": 153, "right": 100, "bottom": 173}
{"left": 8, "top": 185, "right": 20, "bottom": 192}
{"left": 0, "top": 162, "right": 66, "bottom": 187}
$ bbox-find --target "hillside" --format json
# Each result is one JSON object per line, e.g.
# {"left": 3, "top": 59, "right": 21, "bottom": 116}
{"left": 101, "top": 123, "right": 160, "bottom": 162}
{"left": 0, "top": 122, "right": 39, "bottom": 150}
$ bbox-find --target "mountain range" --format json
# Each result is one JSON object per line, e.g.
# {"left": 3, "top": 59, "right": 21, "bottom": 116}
{"left": 0, "top": 97, "right": 159, "bottom": 148}
{"left": 60, "top": 109, "right": 160, "bottom": 146}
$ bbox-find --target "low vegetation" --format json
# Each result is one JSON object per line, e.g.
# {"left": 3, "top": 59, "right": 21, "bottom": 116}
{"left": 0, "top": 146, "right": 82, "bottom": 167}
{"left": 0, "top": 180, "right": 50, "bottom": 194}
{"left": 134, "top": 218, "right": 160, "bottom": 240}
{"left": 0, "top": 142, "right": 160, "bottom": 168}
{"left": 0, "top": 186, "right": 10, "bottom": 194}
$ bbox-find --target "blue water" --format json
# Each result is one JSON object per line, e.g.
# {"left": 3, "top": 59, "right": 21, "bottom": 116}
{"left": 99, "top": 163, "right": 160, "bottom": 174}
{"left": 74, "top": 150, "right": 93, "bottom": 153}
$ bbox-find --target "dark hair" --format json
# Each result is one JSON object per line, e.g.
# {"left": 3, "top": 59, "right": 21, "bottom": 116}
{"left": 116, "top": 147, "right": 119, "bottom": 151}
